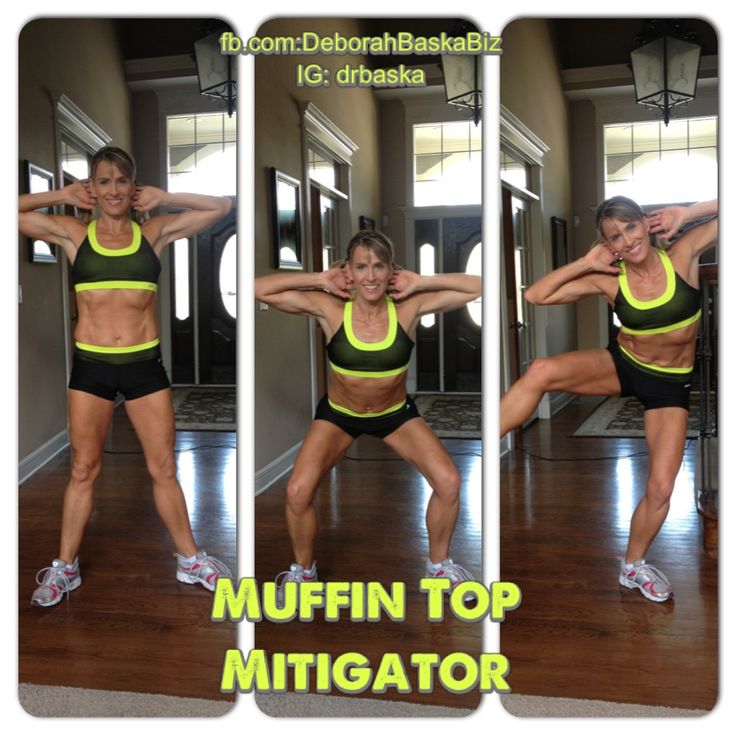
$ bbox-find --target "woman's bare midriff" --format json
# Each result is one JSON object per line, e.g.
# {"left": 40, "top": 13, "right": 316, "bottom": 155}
{"left": 74, "top": 289, "right": 158, "bottom": 346}
{"left": 328, "top": 372, "right": 408, "bottom": 414}
{"left": 617, "top": 321, "right": 699, "bottom": 368}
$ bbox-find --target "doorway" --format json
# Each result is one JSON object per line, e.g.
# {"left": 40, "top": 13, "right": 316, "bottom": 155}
{"left": 170, "top": 205, "right": 236, "bottom": 385}
{"left": 501, "top": 187, "right": 535, "bottom": 417}
{"left": 415, "top": 215, "right": 482, "bottom": 393}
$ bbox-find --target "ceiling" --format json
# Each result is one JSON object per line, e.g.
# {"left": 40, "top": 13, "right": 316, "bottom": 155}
{"left": 551, "top": 18, "right": 718, "bottom": 70}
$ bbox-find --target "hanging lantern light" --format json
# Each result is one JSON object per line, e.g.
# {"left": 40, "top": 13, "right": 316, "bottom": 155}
{"left": 630, "top": 20, "right": 701, "bottom": 126}
{"left": 194, "top": 28, "right": 237, "bottom": 117}
{"left": 441, "top": 20, "right": 482, "bottom": 126}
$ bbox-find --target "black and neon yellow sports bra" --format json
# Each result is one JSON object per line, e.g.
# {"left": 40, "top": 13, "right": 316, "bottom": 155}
{"left": 327, "top": 297, "right": 414, "bottom": 378}
{"left": 71, "top": 220, "right": 160, "bottom": 294}
{"left": 614, "top": 248, "right": 700, "bottom": 335}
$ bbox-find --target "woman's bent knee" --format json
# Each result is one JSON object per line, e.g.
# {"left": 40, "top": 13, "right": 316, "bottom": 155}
{"left": 286, "top": 476, "right": 317, "bottom": 513}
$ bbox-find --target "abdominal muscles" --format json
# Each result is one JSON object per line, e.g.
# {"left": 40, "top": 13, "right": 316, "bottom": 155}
{"left": 74, "top": 289, "right": 158, "bottom": 347}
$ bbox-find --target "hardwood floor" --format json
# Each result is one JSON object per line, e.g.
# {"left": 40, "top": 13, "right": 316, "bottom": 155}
{"left": 500, "top": 399, "right": 718, "bottom": 710}
{"left": 18, "top": 405, "right": 237, "bottom": 702}
{"left": 255, "top": 435, "right": 483, "bottom": 710}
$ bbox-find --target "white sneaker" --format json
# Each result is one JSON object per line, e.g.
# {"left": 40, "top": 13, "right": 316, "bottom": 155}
{"left": 275, "top": 562, "right": 318, "bottom": 605}
{"left": 31, "top": 558, "right": 81, "bottom": 607}
{"left": 619, "top": 559, "right": 673, "bottom": 602}
{"left": 175, "top": 550, "right": 232, "bottom": 591}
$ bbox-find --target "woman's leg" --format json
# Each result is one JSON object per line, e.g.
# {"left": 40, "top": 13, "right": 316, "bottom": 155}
{"left": 500, "top": 348, "right": 621, "bottom": 437}
{"left": 124, "top": 388, "right": 197, "bottom": 557}
{"left": 382, "top": 418, "right": 461, "bottom": 564}
{"left": 625, "top": 407, "right": 689, "bottom": 562}
{"left": 285, "top": 420, "right": 354, "bottom": 568}
{"left": 59, "top": 390, "right": 115, "bottom": 563}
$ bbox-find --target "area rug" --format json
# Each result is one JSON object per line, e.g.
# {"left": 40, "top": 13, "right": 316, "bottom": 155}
{"left": 171, "top": 387, "right": 236, "bottom": 431}
{"left": 573, "top": 393, "right": 713, "bottom": 438}
{"left": 413, "top": 394, "right": 481, "bottom": 439}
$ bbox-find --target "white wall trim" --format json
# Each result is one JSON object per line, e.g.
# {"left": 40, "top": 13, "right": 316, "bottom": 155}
{"left": 255, "top": 441, "right": 302, "bottom": 496}
{"left": 19, "top": 428, "right": 69, "bottom": 486}
{"left": 500, "top": 105, "right": 550, "bottom": 166}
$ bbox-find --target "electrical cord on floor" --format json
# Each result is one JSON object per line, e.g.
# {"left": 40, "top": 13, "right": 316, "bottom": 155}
{"left": 515, "top": 438, "right": 694, "bottom": 463}
{"left": 103, "top": 444, "right": 236, "bottom": 455}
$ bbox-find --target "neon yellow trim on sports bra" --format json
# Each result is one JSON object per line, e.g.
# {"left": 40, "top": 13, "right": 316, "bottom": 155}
{"left": 329, "top": 361, "right": 409, "bottom": 379}
{"left": 328, "top": 398, "right": 406, "bottom": 418}
{"left": 618, "top": 249, "right": 675, "bottom": 309}
{"left": 88, "top": 220, "right": 142, "bottom": 256}
{"left": 74, "top": 338, "right": 160, "bottom": 354}
{"left": 74, "top": 280, "right": 158, "bottom": 293}
{"left": 619, "top": 344, "right": 693, "bottom": 374}
{"left": 619, "top": 309, "right": 701, "bottom": 336}
{"left": 344, "top": 297, "right": 397, "bottom": 351}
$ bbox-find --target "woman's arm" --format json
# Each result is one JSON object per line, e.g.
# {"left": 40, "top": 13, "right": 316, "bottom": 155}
{"left": 648, "top": 199, "right": 717, "bottom": 239}
{"left": 134, "top": 187, "right": 232, "bottom": 251}
{"left": 255, "top": 263, "right": 352, "bottom": 317}
{"left": 524, "top": 244, "right": 618, "bottom": 305}
{"left": 18, "top": 181, "right": 94, "bottom": 254}
{"left": 390, "top": 270, "right": 481, "bottom": 315}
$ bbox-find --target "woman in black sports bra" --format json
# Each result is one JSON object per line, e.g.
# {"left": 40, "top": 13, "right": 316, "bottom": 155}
{"left": 19, "top": 146, "right": 232, "bottom": 606}
{"left": 500, "top": 195, "right": 717, "bottom": 603}
{"left": 255, "top": 230, "right": 481, "bottom": 595}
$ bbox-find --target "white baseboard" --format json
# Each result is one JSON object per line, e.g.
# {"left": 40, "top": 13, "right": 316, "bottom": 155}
{"left": 549, "top": 391, "right": 576, "bottom": 417}
{"left": 255, "top": 442, "right": 302, "bottom": 496}
{"left": 19, "top": 428, "right": 69, "bottom": 485}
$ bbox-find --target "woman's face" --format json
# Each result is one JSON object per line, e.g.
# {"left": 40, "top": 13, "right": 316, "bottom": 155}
{"left": 600, "top": 216, "right": 650, "bottom": 263}
{"left": 346, "top": 245, "right": 392, "bottom": 302}
{"left": 91, "top": 160, "right": 135, "bottom": 216}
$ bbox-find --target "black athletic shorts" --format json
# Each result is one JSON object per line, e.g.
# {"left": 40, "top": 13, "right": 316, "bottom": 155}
{"left": 607, "top": 340, "right": 692, "bottom": 411}
{"left": 314, "top": 395, "right": 420, "bottom": 439}
{"left": 69, "top": 350, "right": 171, "bottom": 401}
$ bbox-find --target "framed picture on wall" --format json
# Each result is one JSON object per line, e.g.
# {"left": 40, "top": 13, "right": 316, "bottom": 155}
{"left": 24, "top": 161, "right": 57, "bottom": 263}
{"left": 271, "top": 168, "right": 302, "bottom": 270}
{"left": 359, "top": 215, "right": 375, "bottom": 230}
{"left": 551, "top": 216, "right": 568, "bottom": 269}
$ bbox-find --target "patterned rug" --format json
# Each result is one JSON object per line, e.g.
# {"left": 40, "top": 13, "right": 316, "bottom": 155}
{"left": 171, "top": 387, "right": 236, "bottom": 431}
{"left": 413, "top": 394, "right": 481, "bottom": 439}
{"left": 573, "top": 393, "right": 714, "bottom": 438}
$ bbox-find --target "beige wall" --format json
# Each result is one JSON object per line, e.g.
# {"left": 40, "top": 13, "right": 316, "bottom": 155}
{"left": 569, "top": 98, "right": 604, "bottom": 349}
{"left": 254, "top": 18, "right": 382, "bottom": 472}
{"left": 18, "top": 19, "right": 132, "bottom": 461}
{"left": 500, "top": 18, "right": 576, "bottom": 358}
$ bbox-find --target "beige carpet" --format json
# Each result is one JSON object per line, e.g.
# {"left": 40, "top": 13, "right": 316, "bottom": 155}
{"left": 18, "top": 684, "right": 234, "bottom": 717}
{"left": 18, "top": 684, "right": 709, "bottom": 718}
{"left": 500, "top": 694, "right": 708, "bottom": 717}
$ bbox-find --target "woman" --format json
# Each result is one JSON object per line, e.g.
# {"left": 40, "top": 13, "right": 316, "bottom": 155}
{"left": 255, "top": 230, "right": 481, "bottom": 591}
{"left": 19, "top": 146, "right": 233, "bottom": 606}
{"left": 501, "top": 196, "right": 717, "bottom": 602}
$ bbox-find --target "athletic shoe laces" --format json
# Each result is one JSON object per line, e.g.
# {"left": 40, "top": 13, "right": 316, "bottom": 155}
{"left": 631, "top": 561, "right": 671, "bottom": 593}
{"left": 35, "top": 563, "right": 76, "bottom": 601}
{"left": 275, "top": 564, "right": 314, "bottom": 588}
{"left": 430, "top": 558, "right": 474, "bottom": 584}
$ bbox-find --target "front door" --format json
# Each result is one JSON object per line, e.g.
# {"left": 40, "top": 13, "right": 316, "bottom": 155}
{"left": 171, "top": 204, "right": 236, "bottom": 384}
{"left": 415, "top": 215, "right": 482, "bottom": 392}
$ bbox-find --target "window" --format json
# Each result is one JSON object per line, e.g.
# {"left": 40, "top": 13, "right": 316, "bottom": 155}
{"left": 604, "top": 116, "right": 717, "bottom": 204}
{"left": 413, "top": 121, "right": 482, "bottom": 206}
{"left": 167, "top": 112, "right": 236, "bottom": 196}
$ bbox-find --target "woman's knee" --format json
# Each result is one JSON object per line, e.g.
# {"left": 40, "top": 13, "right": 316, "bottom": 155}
{"left": 646, "top": 475, "right": 676, "bottom": 507}
{"left": 524, "top": 357, "right": 559, "bottom": 391}
{"left": 431, "top": 463, "right": 461, "bottom": 502}
{"left": 147, "top": 453, "right": 178, "bottom": 484}
{"left": 70, "top": 456, "right": 102, "bottom": 486}
{"left": 286, "top": 474, "right": 318, "bottom": 513}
